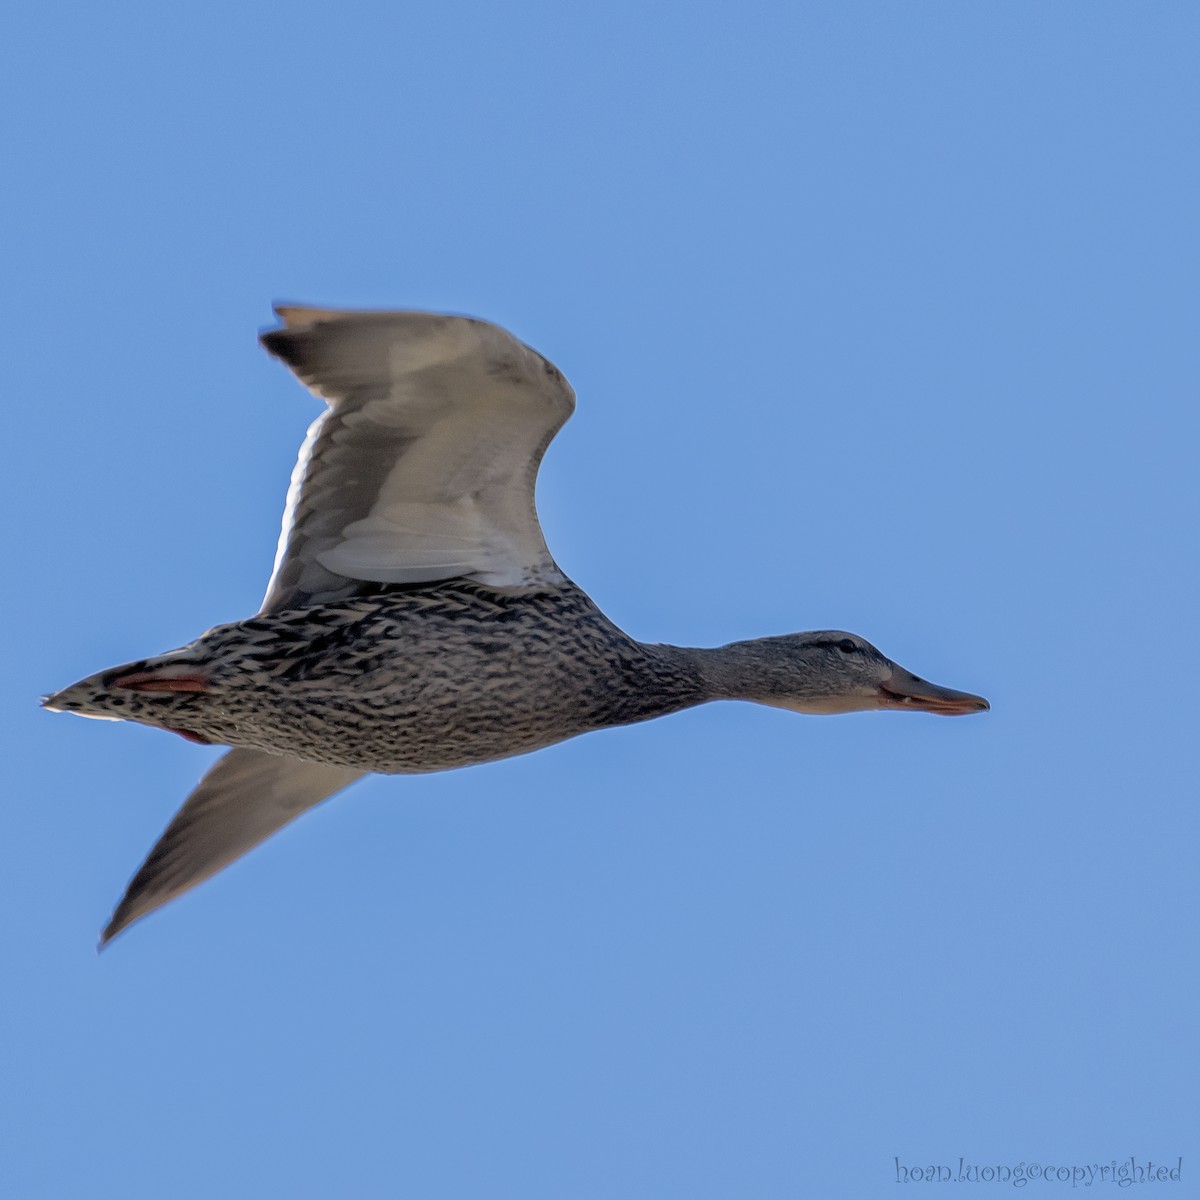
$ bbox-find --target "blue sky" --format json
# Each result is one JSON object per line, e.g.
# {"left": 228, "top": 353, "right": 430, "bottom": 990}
{"left": 4, "top": 3, "right": 1197, "bottom": 1196}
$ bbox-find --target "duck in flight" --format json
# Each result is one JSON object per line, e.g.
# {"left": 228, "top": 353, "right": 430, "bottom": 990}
{"left": 46, "top": 306, "right": 989, "bottom": 944}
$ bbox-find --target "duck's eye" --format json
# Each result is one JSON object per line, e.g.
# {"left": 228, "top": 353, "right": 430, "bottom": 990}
{"left": 837, "top": 639, "right": 858, "bottom": 654}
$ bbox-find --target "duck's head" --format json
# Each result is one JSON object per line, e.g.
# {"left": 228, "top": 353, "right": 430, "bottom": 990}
{"left": 715, "top": 631, "right": 989, "bottom": 716}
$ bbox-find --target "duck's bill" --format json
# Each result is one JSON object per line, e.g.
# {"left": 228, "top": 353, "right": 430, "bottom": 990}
{"left": 879, "top": 667, "right": 989, "bottom": 716}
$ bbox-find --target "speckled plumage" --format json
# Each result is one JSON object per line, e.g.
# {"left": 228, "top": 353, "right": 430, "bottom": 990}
{"left": 46, "top": 305, "right": 987, "bottom": 944}
{"left": 56, "top": 579, "right": 707, "bottom": 773}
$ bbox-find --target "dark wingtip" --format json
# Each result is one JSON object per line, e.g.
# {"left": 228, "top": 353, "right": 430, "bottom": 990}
{"left": 100, "top": 879, "right": 149, "bottom": 949}
{"left": 259, "top": 327, "right": 299, "bottom": 361}
{"left": 99, "top": 907, "right": 131, "bottom": 950}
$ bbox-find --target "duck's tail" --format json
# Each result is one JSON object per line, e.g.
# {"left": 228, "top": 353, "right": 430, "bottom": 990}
{"left": 42, "top": 649, "right": 214, "bottom": 741}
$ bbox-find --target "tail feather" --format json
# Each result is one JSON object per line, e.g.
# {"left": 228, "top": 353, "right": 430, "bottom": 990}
{"left": 43, "top": 650, "right": 206, "bottom": 724}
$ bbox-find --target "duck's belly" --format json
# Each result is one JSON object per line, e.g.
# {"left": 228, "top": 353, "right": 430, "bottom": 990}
{"left": 212, "top": 642, "right": 614, "bottom": 772}
{"left": 168, "top": 588, "right": 664, "bottom": 773}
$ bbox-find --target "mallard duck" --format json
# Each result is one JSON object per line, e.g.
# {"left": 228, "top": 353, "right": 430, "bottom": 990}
{"left": 46, "top": 306, "right": 988, "bottom": 943}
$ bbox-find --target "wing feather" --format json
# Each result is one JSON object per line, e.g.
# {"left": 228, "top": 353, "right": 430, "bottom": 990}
{"left": 258, "top": 309, "right": 575, "bottom": 612}
{"left": 102, "top": 750, "right": 363, "bottom": 945}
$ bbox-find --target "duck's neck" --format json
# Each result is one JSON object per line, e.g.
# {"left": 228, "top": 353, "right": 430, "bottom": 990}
{"left": 593, "top": 636, "right": 825, "bottom": 731}
{"left": 643, "top": 639, "right": 794, "bottom": 708}
{"left": 647, "top": 638, "right": 822, "bottom": 712}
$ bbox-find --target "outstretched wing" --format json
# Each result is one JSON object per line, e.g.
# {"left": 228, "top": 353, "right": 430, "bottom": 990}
{"left": 102, "top": 749, "right": 364, "bottom": 945}
{"left": 258, "top": 306, "right": 576, "bottom": 612}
